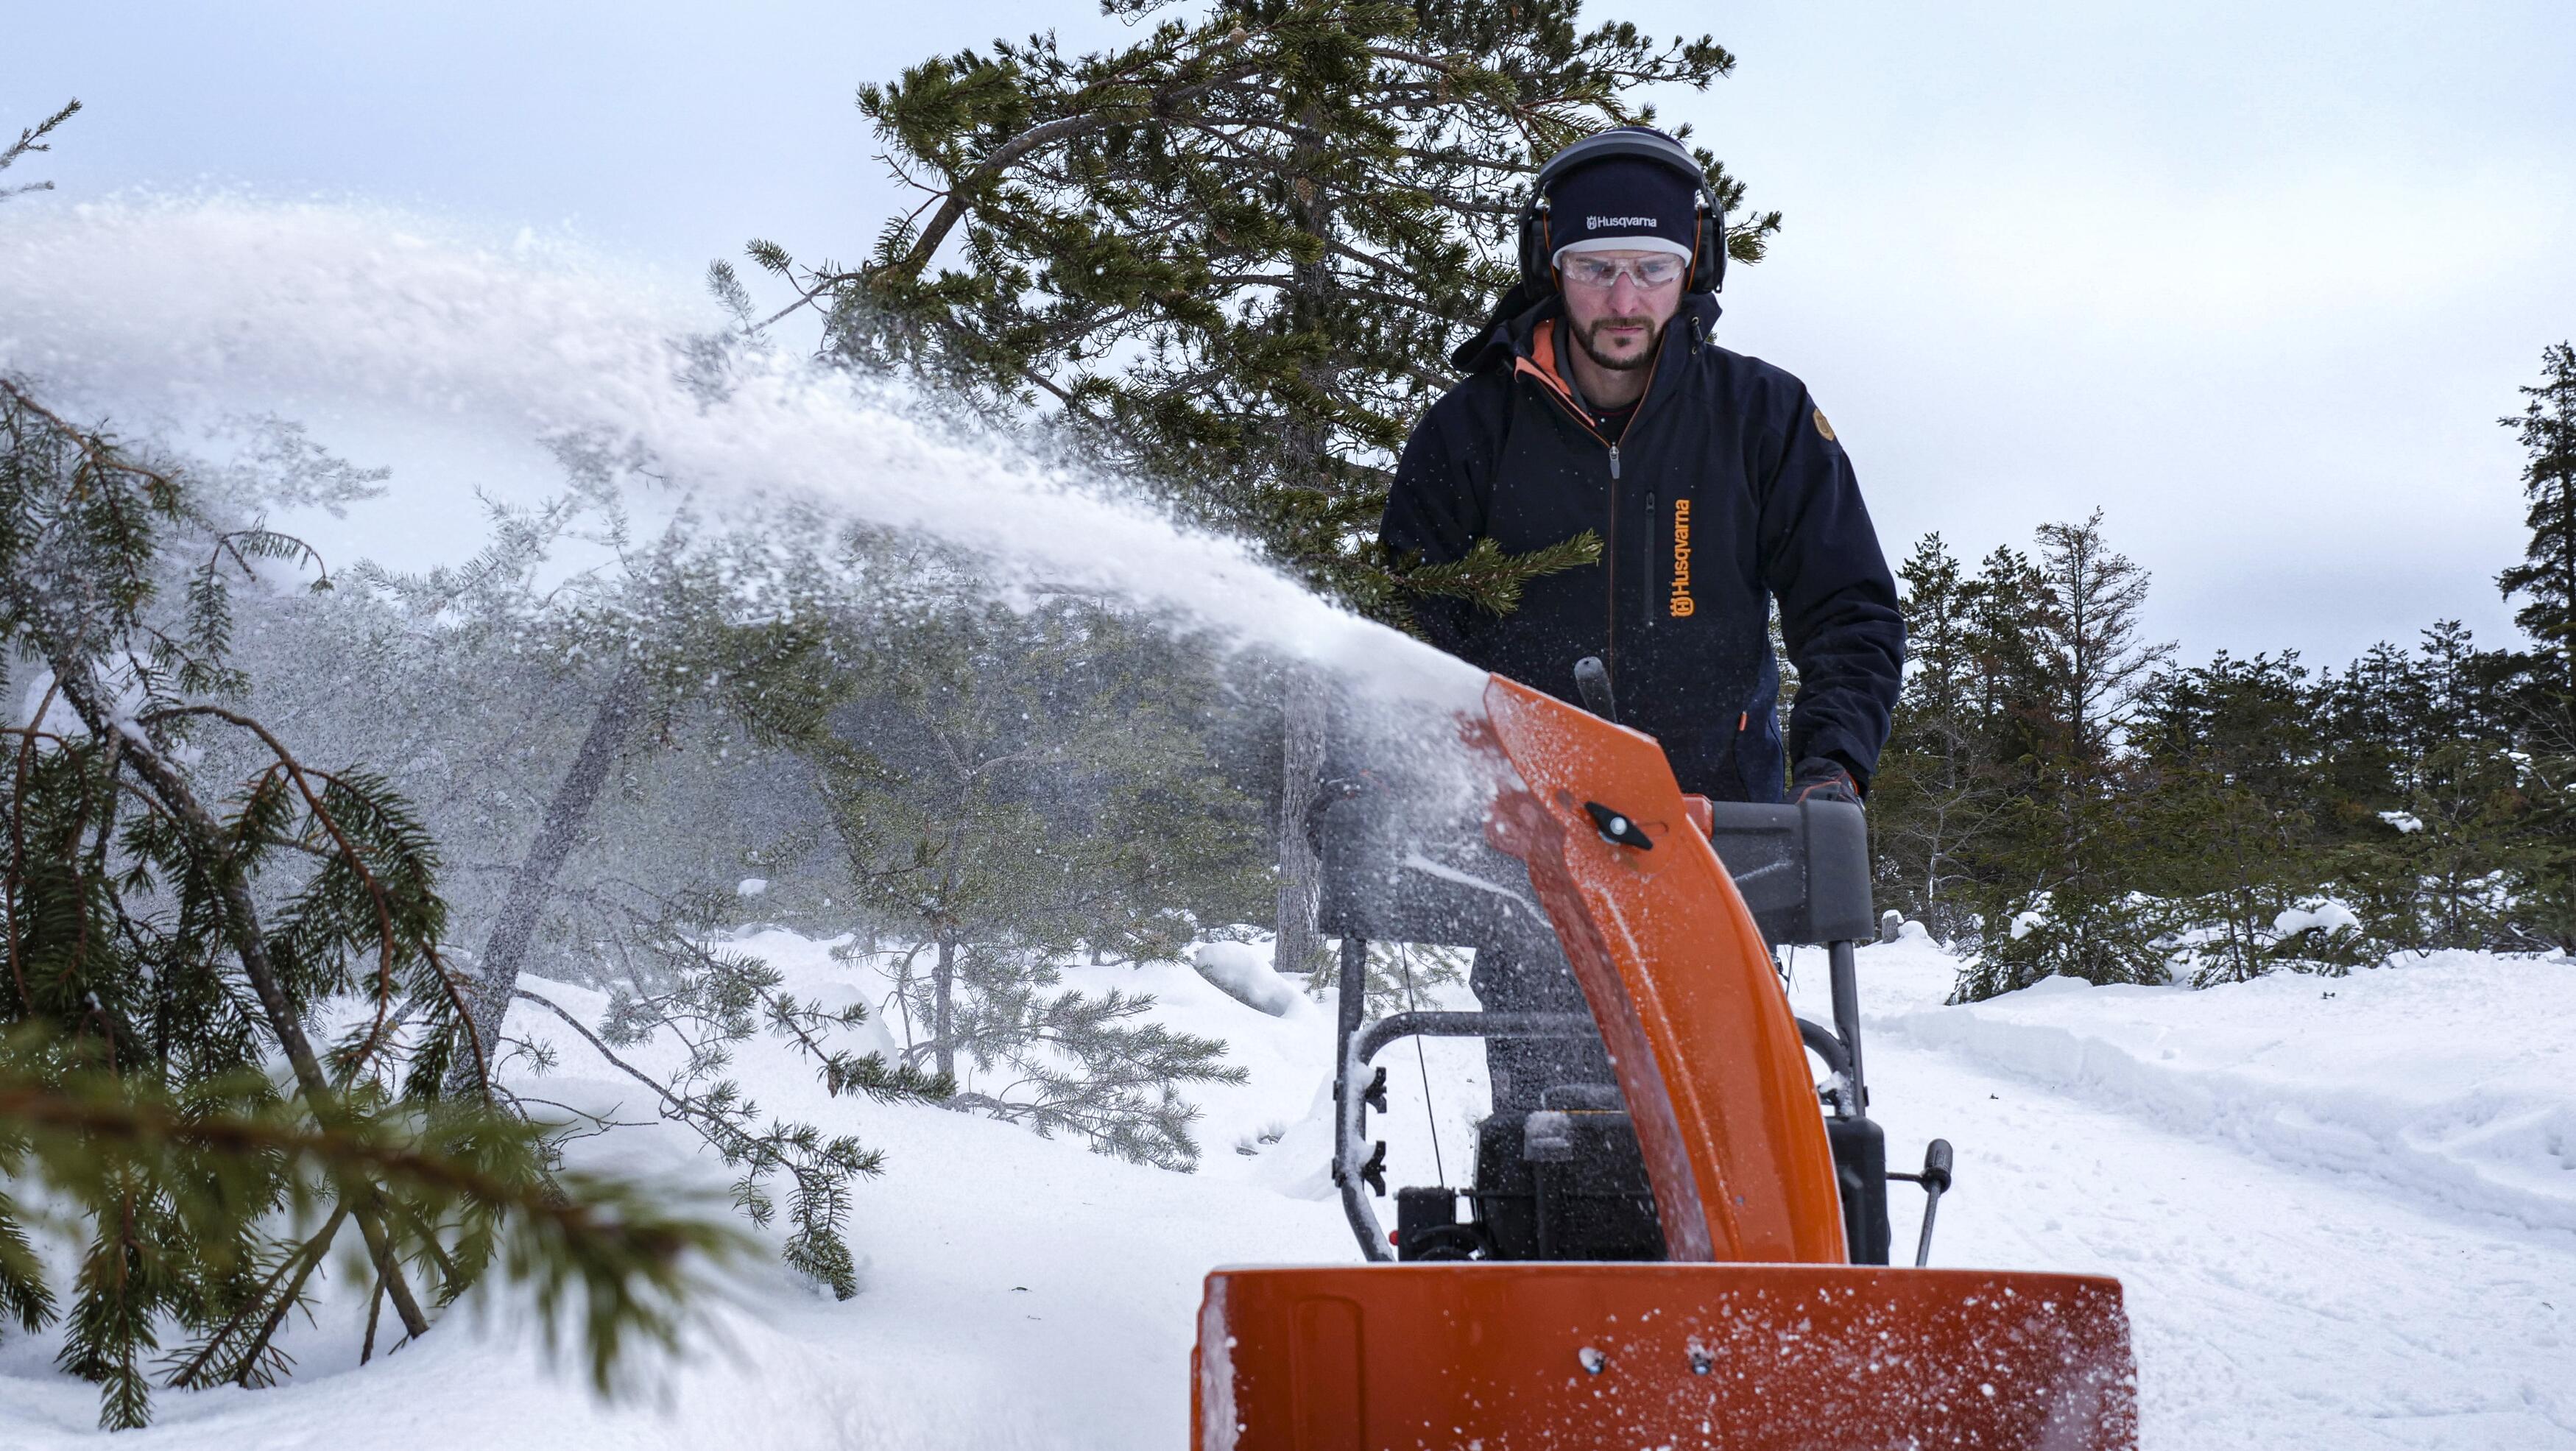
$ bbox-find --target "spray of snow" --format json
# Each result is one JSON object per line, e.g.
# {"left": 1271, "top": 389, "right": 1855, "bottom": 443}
{"left": 0, "top": 197, "right": 1481, "bottom": 714}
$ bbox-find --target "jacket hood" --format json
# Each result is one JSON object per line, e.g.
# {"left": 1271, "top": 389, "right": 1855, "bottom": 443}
{"left": 1448, "top": 286, "right": 1725, "bottom": 374}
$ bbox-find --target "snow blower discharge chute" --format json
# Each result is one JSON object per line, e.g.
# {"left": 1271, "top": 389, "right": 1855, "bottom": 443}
{"left": 1190, "top": 668, "right": 2139, "bottom": 1450}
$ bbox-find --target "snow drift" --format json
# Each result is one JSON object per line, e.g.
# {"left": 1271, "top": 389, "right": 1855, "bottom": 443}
{"left": 1843, "top": 937, "right": 2576, "bottom": 1238}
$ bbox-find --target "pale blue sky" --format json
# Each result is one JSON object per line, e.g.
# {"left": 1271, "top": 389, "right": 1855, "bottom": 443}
{"left": 7, "top": 1, "right": 2574, "bottom": 668}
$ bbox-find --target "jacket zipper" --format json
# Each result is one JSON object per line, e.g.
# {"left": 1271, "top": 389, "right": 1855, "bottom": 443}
{"left": 1605, "top": 460, "right": 1617, "bottom": 677}
{"left": 1522, "top": 329, "right": 1671, "bottom": 687}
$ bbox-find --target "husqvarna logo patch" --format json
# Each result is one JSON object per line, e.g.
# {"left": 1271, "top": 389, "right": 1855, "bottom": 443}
{"left": 1669, "top": 498, "right": 1695, "bottom": 618}
{"left": 1587, "top": 215, "right": 1659, "bottom": 230}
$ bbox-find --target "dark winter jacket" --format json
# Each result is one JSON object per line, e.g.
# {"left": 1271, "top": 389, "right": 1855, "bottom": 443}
{"left": 1380, "top": 292, "right": 1905, "bottom": 802}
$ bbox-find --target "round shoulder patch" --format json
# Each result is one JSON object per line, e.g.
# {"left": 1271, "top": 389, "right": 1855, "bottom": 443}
{"left": 1813, "top": 408, "right": 1837, "bottom": 442}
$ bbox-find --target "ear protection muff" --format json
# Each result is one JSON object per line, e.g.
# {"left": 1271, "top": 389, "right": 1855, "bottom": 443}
{"left": 1516, "top": 128, "right": 1726, "bottom": 295}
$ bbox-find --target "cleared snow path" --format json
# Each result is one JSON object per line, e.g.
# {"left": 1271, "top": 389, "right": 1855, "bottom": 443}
{"left": 1800, "top": 937, "right": 2576, "bottom": 1450}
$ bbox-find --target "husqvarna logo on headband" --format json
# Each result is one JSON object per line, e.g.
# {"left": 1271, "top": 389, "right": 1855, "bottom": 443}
{"left": 1587, "top": 216, "right": 1658, "bottom": 229}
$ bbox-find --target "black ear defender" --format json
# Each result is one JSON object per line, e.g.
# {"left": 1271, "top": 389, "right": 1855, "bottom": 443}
{"left": 1515, "top": 128, "right": 1726, "bottom": 296}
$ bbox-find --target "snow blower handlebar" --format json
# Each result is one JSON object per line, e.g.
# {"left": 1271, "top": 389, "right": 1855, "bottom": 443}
{"left": 1572, "top": 652, "right": 1620, "bottom": 722}
{"left": 1319, "top": 674, "right": 1877, "bottom": 1263}
{"left": 1313, "top": 669, "right": 1955, "bottom": 1270}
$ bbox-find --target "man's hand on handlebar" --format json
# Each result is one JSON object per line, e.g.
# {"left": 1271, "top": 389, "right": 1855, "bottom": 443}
{"left": 1790, "top": 757, "right": 1862, "bottom": 807}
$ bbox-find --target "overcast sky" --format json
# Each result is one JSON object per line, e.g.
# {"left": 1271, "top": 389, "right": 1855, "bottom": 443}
{"left": 7, "top": 1, "right": 2574, "bottom": 668}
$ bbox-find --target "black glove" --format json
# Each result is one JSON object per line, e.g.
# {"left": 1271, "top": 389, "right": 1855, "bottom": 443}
{"left": 1790, "top": 757, "right": 1862, "bottom": 806}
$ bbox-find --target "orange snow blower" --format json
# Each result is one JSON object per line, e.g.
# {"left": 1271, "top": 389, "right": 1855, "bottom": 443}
{"left": 1190, "top": 671, "right": 2137, "bottom": 1450}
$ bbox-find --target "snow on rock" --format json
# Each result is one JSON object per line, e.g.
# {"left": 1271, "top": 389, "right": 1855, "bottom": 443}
{"left": 735, "top": 877, "right": 769, "bottom": 897}
{"left": 2008, "top": 894, "right": 2051, "bottom": 940}
{"left": 1190, "top": 941, "right": 1302, "bottom": 1017}
{"left": 2271, "top": 900, "right": 2360, "bottom": 939}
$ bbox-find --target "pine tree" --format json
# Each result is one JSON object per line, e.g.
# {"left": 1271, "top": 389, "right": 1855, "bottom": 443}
{"left": 1868, "top": 452, "right": 2567, "bottom": 984}
{"left": 746, "top": 0, "right": 1771, "bottom": 617}
{"left": 2132, "top": 653, "right": 2349, "bottom": 981}
{"left": 2494, "top": 344, "right": 2576, "bottom": 951}
{"left": 1963, "top": 544, "right": 2054, "bottom": 775}
{"left": 2499, "top": 342, "right": 2576, "bottom": 730}
{"left": 2310, "top": 640, "right": 2429, "bottom": 837}
{"left": 336, "top": 447, "right": 921, "bottom": 1089}
{"left": 563, "top": 903, "right": 950, "bottom": 1301}
{"left": 2028, "top": 509, "right": 2173, "bottom": 791}
{"left": 1961, "top": 512, "right": 2174, "bottom": 997}
{"left": 0, "top": 97, "right": 79, "bottom": 202}
{"left": 2307, "top": 624, "right": 2541, "bottom": 954}
{"left": 739, "top": 1, "right": 1780, "bottom": 974}
{"left": 1871, "top": 534, "right": 2018, "bottom": 940}
{"left": 0, "top": 376, "right": 728, "bottom": 1425}
{"left": 805, "top": 544, "right": 1263, "bottom": 1169}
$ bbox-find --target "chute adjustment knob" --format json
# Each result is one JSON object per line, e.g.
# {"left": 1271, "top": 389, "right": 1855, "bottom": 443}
{"left": 1584, "top": 801, "right": 1654, "bottom": 850}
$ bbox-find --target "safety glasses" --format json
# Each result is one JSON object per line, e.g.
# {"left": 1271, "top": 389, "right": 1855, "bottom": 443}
{"left": 1560, "top": 253, "right": 1687, "bottom": 291}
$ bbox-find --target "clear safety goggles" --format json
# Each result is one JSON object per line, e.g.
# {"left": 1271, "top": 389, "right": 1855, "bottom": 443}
{"left": 1559, "top": 253, "right": 1687, "bottom": 291}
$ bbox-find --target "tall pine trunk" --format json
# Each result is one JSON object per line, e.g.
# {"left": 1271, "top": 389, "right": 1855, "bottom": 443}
{"left": 454, "top": 662, "right": 646, "bottom": 1081}
{"left": 1271, "top": 668, "right": 1326, "bottom": 975}
{"left": 931, "top": 931, "right": 956, "bottom": 1081}
{"left": 1268, "top": 110, "right": 1336, "bottom": 979}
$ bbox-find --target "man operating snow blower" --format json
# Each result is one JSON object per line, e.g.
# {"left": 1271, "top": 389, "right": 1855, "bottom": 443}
{"left": 1200, "top": 133, "right": 2135, "bottom": 1451}
{"left": 1379, "top": 126, "right": 1906, "bottom": 1113}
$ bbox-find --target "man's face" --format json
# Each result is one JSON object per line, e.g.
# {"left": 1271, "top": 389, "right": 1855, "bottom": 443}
{"left": 1560, "top": 250, "right": 1687, "bottom": 373}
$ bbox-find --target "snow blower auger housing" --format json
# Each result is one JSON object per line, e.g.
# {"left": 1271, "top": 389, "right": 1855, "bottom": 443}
{"left": 1190, "top": 672, "right": 2138, "bottom": 1450}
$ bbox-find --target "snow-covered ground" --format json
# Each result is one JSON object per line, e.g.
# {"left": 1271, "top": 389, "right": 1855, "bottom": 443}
{"left": 1790, "top": 934, "right": 2575, "bottom": 1450}
{"left": 0, "top": 930, "right": 2567, "bottom": 1449}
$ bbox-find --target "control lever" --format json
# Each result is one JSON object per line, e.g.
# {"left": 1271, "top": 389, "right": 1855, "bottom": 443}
{"left": 1573, "top": 655, "right": 1620, "bottom": 724}
{"left": 1887, "top": 1138, "right": 1955, "bottom": 1267}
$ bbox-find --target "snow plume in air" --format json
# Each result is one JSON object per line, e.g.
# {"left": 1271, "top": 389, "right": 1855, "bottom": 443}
{"left": 0, "top": 196, "right": 1478, "bottom": 712}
